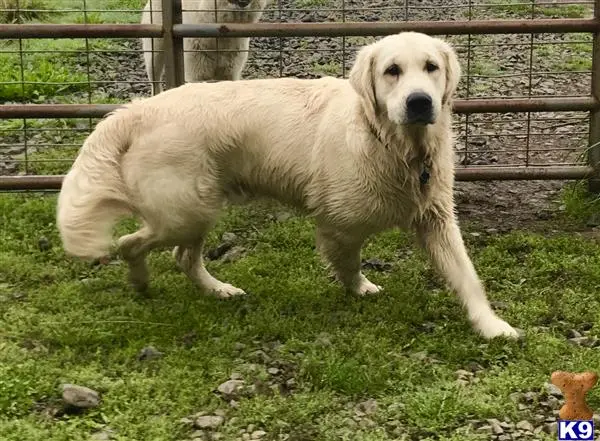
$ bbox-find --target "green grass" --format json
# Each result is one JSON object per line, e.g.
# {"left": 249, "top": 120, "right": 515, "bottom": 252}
{"left": 3, "top": 2, "right": 600, "bottom": 439}
{"left": 0, "top": 0, "right": 48, "bottom": 23}
{"left": 311, "top": 60, "right": 342, "bottom": 77}
{"left": 2, "top": 193, "right": 600, "bottom": 440}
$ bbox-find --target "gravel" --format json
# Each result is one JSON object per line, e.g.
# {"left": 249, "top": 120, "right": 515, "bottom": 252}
{"left": 194, "top": 415, "right": 225, "bottom": 429}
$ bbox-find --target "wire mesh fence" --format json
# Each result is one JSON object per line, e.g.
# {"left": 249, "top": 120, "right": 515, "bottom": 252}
{"left": 0, "top": 0, "right": 597, "bottom": 189}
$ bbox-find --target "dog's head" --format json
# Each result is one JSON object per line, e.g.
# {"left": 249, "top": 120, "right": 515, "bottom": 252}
{"left": 349, "top": 32, "right": 461, "bottom": 126}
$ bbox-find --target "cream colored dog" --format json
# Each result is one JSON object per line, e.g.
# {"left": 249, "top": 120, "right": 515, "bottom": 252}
{"left": 141, "top": 0, "right": 270, "bottom": 95}
{"left": 57, "top": 32, "right": 518, "bottom": 340}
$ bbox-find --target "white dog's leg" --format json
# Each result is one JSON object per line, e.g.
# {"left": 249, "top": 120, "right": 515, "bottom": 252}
{"left": 416, "top": 215, "right": 518, "bottom": 339}
{"left": 316, "top": 226, "right": 381, "bottom": 295}
{"left": 173, "top": 241, "right": 246, "bottom": 298}
{"left": 117, "top": 226, "right": 161, "bottom": 292}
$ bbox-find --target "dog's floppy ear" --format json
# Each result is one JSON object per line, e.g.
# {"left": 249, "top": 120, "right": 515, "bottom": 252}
{"left": 435, "top": 38, "right": 461, "bottom": 105}
{"left": 349, "top": 44, "right": 378, "bottom": 112}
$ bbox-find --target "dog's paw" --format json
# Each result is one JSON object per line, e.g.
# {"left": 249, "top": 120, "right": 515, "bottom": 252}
{"left": 355, "top": 277, "right": 383, "bottom": 296}
{"left": 475, "top": 315, "right": 519, "bottom": 340}
{"left": 210, "top": 283, "right": 247, "bottom": 299}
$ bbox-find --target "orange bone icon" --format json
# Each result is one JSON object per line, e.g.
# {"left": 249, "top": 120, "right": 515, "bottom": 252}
{"left": 551, "top": 371, "right": 598, "bottom": 420}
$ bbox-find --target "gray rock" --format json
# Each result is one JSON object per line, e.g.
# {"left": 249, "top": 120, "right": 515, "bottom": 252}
{"left": 477, "top": 425, "right": 493, "bottom": 433}
{"left": 543, "top": 422, "right": 558, "bottom": 434}
{"left": 195, "top": 415, "right": 224, "bottom": 429}
{"left": 567, "top": 329, "right": 582, "bottom": 339}
{"left": 545, "top": 382, "right": 562, "bottom": 397}
{"left": 222, "top": 232, "right": 238, "bottom": 243}
{"left": 222, "top": 246, "right": 246, "bottom": 263}
{"left": 568, "top": 336, "right": 599, "bottom": 347}
{"left": 190, "top": 430, "right": 207, "bottom": 440}
{"left": 61, "top": 384, "right": 100, "bottom": 409}
{"left": 357, "top": 398, "right": 378, "bottom": 415}
{"left": 455, "top": 369, "right": 473, "bottom": 379}
{"left": 509, "top": 392, "right": 522, "bottom": 403}
{"left": 267, "top": 367, "right": 280, "bottom": 375}
{"left": 251, "top": 430, "right": 267, "bottom": 439}
{"left": 490, "top": 301, "right": 508, "bottom": 310}
{"left": 217, "top": 379, "right": 244, "bottom": 396}
{"left": 138, "top": 346, "right": 164, "bottom": 361}
{"left": 90, "top": 428, "right": 115, "bottom": 441}
{"left": 486, "top": 419, "right": 504, "bottom": 435}
{"left": 516, "top": 420, "right": 534, "bottom": 432}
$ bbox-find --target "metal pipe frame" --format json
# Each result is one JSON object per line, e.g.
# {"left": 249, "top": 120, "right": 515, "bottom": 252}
{"left": 1, "top": 97, "right": 596, "bottom": 119}
{"left": 1, "top": 166, "right": 592, "bottom": 191}
{"left": 1, "top": 14, "right": 599, "bottom": 190}
{"left": 1, "top": 18, "right": 599, "bottom": 39}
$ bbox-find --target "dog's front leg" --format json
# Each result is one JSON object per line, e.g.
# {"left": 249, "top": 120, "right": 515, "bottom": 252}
{"left": 416, "top": 212, "right": 519, "bottom": 339}
{"left": 316, "top": 225, "right": 381, "bottom": 295}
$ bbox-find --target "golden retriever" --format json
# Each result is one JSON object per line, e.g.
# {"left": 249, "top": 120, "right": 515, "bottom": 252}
{"left": 141, "top": 0, "right": 270, "bottom": 95}
{"left": 57, "top": 32, "right": 518, "bottom": 339}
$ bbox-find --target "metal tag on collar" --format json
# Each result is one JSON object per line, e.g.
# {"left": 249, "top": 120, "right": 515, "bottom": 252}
{"left": 420, "top": 168, "right": 430, "bottom": 185}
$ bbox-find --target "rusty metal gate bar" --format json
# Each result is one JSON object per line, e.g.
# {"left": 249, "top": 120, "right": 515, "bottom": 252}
{"left": 1, "top": 10, "right": 600, "bottom": 190}
{"left": 161, "top": 0, "right": 184, "bottom": 90}
{"left": 2, "top": 18, "right": 600, "bottom": 38}
{"left": 1, "top": 97, "right": 597, "bottom": 119}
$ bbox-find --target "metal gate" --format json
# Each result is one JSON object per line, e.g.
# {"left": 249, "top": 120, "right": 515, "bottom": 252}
{"left": 0, "top": 0, "right": 598, "bottom": 190}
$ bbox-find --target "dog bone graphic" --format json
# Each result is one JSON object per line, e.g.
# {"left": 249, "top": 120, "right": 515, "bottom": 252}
{"left": 551, "top": 370, "right": 598, "bottom": 420}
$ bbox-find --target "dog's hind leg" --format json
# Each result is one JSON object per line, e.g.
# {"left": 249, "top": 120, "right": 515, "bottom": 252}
{"left": 117, "top": 225, "right": 162, "bottom": 292}
{"left": 416, "top": 212, "right": 519, "bottom": 339}
{"left": 173, "top": 237, "right": 246, "bottom": 298}
{"left": 316, "top": 225, "right": 381, "bottom": 295}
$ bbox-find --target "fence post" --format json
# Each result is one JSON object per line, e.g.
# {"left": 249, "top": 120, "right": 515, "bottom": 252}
{"left": 588, "top": 0, "right": 600, "bottom": 191}
{"left": 161, "top": 0, "right": 185, "bottom": 89}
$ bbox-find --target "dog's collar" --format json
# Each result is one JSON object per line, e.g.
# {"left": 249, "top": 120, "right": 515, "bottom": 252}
{"left": 366, "top": 118, "right": 431, "bottom": 186}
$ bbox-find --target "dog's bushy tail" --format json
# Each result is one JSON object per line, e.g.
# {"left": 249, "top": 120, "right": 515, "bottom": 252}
{"left": 57, "top": 108, "right": 134, "bottom": 260}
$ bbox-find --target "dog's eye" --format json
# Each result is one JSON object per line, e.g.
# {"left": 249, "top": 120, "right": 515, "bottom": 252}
{"left": 425, "top": 62, "right": 439, "bottom": 73}
{"left": 384, "top": 64, "right": 401, "bottom": 77}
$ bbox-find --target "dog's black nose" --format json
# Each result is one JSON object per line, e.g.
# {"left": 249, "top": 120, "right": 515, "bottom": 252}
{"left": 406, "top": 92, "right": 433, "bottom": 124}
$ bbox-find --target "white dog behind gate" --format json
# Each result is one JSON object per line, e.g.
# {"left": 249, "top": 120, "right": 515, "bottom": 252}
{"left": 141, "top": 0, "right": 270, "bottom": 95}
{"left": 57, "top": 32, "right": 519, "bottom": 340}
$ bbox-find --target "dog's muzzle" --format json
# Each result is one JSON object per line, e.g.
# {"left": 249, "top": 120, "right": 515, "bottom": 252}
{"left": 405, "top": 91, "right": 434, "bottom": 125}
